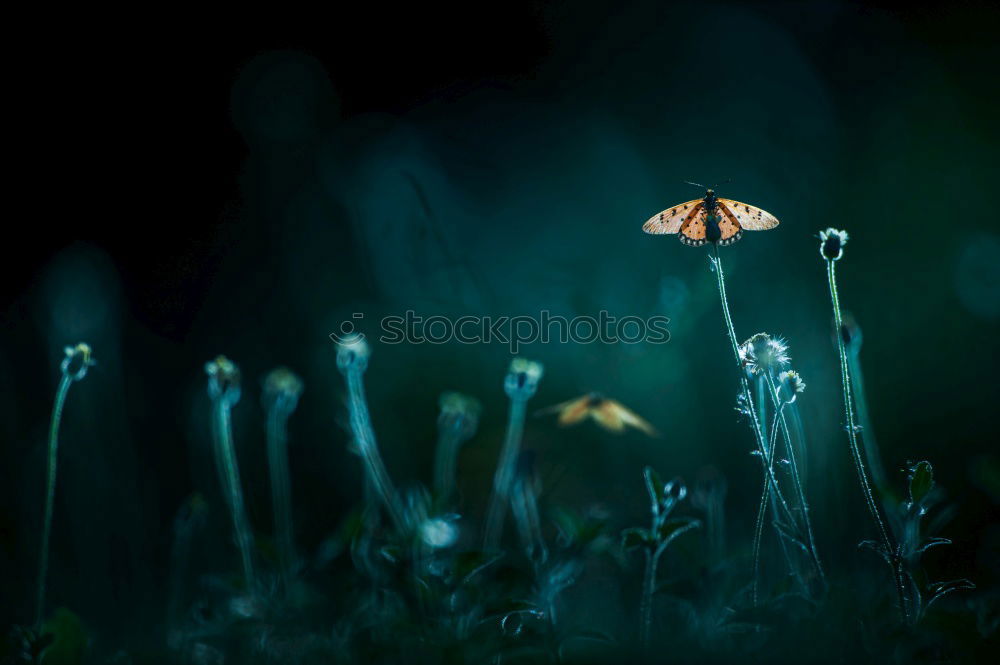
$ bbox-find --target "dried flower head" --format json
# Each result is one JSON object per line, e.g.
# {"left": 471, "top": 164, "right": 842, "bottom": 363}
{"left": 819, "top": 228, "right": 849, "bottom": 261}
{"left": 61, "top": 343, "right": 95, "bottom": 381}
{"left": 438, "top": 391, "right": 482, "bottom": 438}
{"left": 263, "top": 367, "right": 304, "bottom": 412}
{"left": 505, "top": 358, "right": 544, "bottom": 400}
{"left": 336, "top": 334, "right": 370, "bottom": 374}
{"left": 739, "top": 333, "right": 790, "bottom": 375}
{"left": 776, "top": 370, "right": 807, "bottom": 403}
{"left": 205, "top": 355, "right": 241, "bottom": 403}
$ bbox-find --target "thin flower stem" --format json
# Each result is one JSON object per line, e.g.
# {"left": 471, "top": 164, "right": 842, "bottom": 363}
{"left": 211, "top": 398, "right": 257, "bottom": 591}
{"left": 847, "top": 350, "right": 888, "bottom": 493}
{"left": 344, "top": 370, "right": 405, "bottom": 531}
{"left": 266, "top": 401, "right": 296, "bottom": 593}
{"left": 765, "top": 371, "right": 826, "bottom": 589}
{"left": 35, "top": 374, "right": 72, "bottom": 627}
{"left": 752, "top": 406, "right": 783, "bottom": 606}
{"left": 483, "top": 397, "right": 529, "bottom": 551}
{"left": 639, "top": 547, "right": 661, "bottom": 649}
{"left": 711, "top": 249, "right": 798, "bottom": 527}
{"left": 434, "top": 421, "right": 465, "bottom": 500}
{"left": 826, "top": 259, "right": 906, "bottom": 622}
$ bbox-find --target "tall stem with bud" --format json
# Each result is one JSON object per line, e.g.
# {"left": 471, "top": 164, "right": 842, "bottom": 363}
{"left": 820, "top": 229, "right": 906, "bottom": 622}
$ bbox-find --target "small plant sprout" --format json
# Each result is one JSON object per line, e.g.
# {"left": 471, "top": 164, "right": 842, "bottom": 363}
{"left": 622, "top": 467, "right": 700, "bottom": 650}
{"left": 819, "top": 228, "right": 908, "bottom": 621}
{"left": 483, "top": 358, "right": 544, "bottom": 551}
{"left": 863, "top": 461, "right": 975, "bottom": 624}
{"left": 433, "top": 391, "right": 482, "bottom": 501}
{"left": 205, "top": 355, "right": 257, "bottom": 592}
{"left": 36, "top": 343, "right": 95, "bottom": 626}
{"left": 262, "top": 367, "right": 304, "bottom": 594}
{"left": 336, "top": 334, "right": 405, "bottom": 531}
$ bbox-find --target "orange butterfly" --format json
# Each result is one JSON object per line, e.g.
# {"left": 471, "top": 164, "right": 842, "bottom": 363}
{"left": 642, "top": 188, "right": 779, "bottom": 246}
{"left": 536, "top": 392, "right": 659, "bottom": 437}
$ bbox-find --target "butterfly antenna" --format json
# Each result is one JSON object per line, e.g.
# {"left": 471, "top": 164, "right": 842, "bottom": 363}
{"left": 683, "top": 180, "right": 706, "bottom": 190}
{"left": 712, "top": 177, "right": 733, "bottom": 189}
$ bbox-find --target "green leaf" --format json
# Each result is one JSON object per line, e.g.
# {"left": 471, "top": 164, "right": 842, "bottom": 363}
{"left": 643, "top": 466, "right": 665, "bottom": 510}
{"left": 924, "top": 578, "right": 976, "bottom": 613}
{"left": 39, "top": 607, "right": 87, "bottom": 665}
{"left": 908, "top": 460, "right": 934, "bottom": 507}
{"left": 656, "top": 517, "right": 701, "bottom": 547}
{"left": 621, "top": 527, "right": 653, "bottom": 551}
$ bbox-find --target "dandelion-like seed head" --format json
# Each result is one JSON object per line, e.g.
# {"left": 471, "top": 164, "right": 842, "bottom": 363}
{"left": 336, "top": 334, "right": 370, "bottom": 374}
{"left": 776, "top": 369, "right": 806, "bottom": 403}
{"left": 505, "top": 358, "right": 544, "bottom": 400}
{"left": 263, "top": 367, "right": 304, "bottom": 412}
{"left": 819, "top": 227, "right": 849, "bottom": 261}
{"left": 739, "top": 333, "right": 790, "bottom": 375}
{"left": 205, "top": 355, "right": 241, "bottom": 403}
{"left": 61, "top": 342, "right": 95, "bottom": 381}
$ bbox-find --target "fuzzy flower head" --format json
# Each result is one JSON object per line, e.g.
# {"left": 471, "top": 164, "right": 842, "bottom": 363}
{"left": 263, "top": 367, "right": 304, "bottom": 413}
{"left": 438, "top": 391, "right": 482, "bottom": 439}
{"left": 336, "top": 334, "right": 370, "bottom": 374}
{"left": 739, "top": 333, "right": 790, "bottom": 376}
{"left": 61, "top": 342, "right": 95, "bottom": 381}
{"left": 505, "top": 358, "right": 544, "bottom": 401}
{"left": 819, "top": 228, "right": 849, "bottom": 261}
{"left": 776, "top": 370, "right": 806, "bottom": 403}
{"left": 205, "top": 355, "right": 241, "bottom": 404}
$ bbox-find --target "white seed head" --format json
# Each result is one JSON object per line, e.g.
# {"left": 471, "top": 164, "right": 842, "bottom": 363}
{"left": 777, "top": 370, "right": 806, "bottom": 403}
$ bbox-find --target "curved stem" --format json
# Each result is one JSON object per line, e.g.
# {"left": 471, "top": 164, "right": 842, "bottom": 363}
{"left": 483, "top": 398, "right": 528, "bottom": 551}
{"left": 764, "top": 371, "right": 826, "bottom": 589}
{"left": 36, "top": 374, "right": 72, "bottom": 627}
{"left": 344, "top": 370, "right": 404, "bottom": 531}
{"left": 212, "top": 399, "right": 257, "bottom": 591}
{"left": 711, "top": 249, "right": 797, "bottom": 526}
{"left": 826, "top": 259, "right": 906, "bottom": 622}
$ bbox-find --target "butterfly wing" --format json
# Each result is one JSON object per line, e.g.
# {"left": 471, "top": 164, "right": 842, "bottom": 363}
{"left": 606, "top": 399, "right": 660, "bottom": 437}
{"left": 643, "top": 199, "right": 704, "bottom": 235}
{"left": 535, "top": 395, "right": 593, "bottom": 427}
{"left": 678, "top": 206, "right": 709, "bottom": 246}
{"left": 717, "top": 199, "right": 780, "bottom": 231}
{"left": 590, "top": 400, "right": 627, "bottom": 433}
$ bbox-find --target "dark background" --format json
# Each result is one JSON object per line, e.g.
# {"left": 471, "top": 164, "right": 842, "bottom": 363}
{"left": 3, "top": 0, "right": 999, "bottom": 650}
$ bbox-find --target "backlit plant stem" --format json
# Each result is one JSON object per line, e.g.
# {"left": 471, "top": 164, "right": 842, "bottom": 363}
{"left": 710, "top": 251, "right": 797, "bottom": 525}
{"left": 484, "top": 359, "right": 543, "bottom": 551}
{"left": 263, "top": 368, "right": 303, "bottom": 594}
{"left": 211, "top": 389, "right": 257, "bottom": 590}
{"left": 764, "top": 371, "right": 825, "bottom": 589}
{"left": 36, "top": 344, "right": 93, "bottom": 627}
{"left": 337, "top": 338, "right": 404, "bottom": 531}
{"left": 825, "top": 259, "right": 906, "bottom": 622}
{"left": 751, "top": 402, "right": 784, "bottom": 606}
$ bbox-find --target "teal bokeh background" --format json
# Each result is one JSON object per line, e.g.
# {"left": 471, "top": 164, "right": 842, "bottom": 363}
{"left": 2, "top": 0, "right": 998, "bottom": 653}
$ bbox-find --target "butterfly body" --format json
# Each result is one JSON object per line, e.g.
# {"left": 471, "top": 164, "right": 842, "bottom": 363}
{"left": 643, "top": 189, "right": 779, "bottom": 246}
